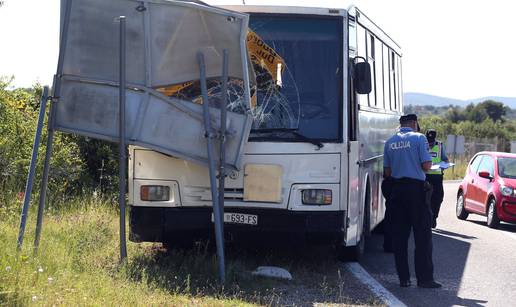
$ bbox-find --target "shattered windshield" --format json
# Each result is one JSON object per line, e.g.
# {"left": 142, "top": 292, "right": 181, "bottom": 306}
{"left": 248, "top": 14, "right": 343, "bottom": 141}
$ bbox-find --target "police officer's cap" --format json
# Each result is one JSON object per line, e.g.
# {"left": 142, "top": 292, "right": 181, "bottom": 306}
{"left": 426, "top": 129, "right": 437, "bottom": 141}
{"left": 399, "top": 113, "right": 418, "bottom": 123}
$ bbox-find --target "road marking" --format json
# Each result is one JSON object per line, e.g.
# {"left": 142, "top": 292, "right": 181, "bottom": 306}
{"left": 344, "top": 262, "right": 407, "bottom": 307}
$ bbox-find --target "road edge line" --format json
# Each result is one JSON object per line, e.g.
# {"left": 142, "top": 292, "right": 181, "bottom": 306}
{"left": 343, "top": 262, "right": 407, "bottom": 307}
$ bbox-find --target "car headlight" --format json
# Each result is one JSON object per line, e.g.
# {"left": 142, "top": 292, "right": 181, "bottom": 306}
{"left": 302, "top": 189, "right": 332, "bottom": 205}
{"left": 500, "top": 185, "right": 514, "bottom": 196}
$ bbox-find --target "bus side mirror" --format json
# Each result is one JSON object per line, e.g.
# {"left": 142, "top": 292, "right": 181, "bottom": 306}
{"left": 353, "top": 60, "right": 372, "bottom": 95}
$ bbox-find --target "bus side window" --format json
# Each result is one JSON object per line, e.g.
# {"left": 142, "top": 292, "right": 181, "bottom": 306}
{"left": 397, "top": 56, "right": 403, "bottom": 111}
{"left": 390, "top": 51, "right": 397, "bottom": 111}
{"left": 367, "top": 32, "right": 376, "bottom": 107}
{"left": 375, "top": 39, "right": 384, "bottom": 109}
{"left": 383, "top": 45, "right": 390, "bottom": 110}
{"left": 349, "top": 22, "right": 357, "bottom": 52}
{"left": 356, "top": 24, "right": 368, "bottom": 106}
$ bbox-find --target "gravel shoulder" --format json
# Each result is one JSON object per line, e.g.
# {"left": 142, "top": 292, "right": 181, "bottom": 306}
{"left": 219, "top": 244, "right": 386, "bottom": 306}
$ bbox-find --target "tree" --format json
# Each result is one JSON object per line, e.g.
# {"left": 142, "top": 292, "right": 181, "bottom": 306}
{"left": 445, "top": 106, "right": 466, "bottom": 123}
{"left": 478, "top": 100, "right": 507, "bottom": 122}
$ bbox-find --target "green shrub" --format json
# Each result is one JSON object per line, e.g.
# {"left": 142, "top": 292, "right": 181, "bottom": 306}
{"left": 0, "top": 77, "right": 87, "bottom": 208}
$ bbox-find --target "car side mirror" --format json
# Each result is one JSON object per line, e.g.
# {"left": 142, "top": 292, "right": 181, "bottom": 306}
{"left": 353, "top": 57, "right": 372, "bottom": 95}
{"left": 478, "top": 170, "right": 493, "bottom": 181}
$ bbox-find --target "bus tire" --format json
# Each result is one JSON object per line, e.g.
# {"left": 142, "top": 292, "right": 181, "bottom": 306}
{"left": 338, "top": 184, "right": 370, "bottom": 262}
{"left": 338, "top": 226, "right": 366, "bottom": 262}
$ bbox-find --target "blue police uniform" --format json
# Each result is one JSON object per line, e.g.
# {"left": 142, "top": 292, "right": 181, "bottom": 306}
{"left": 383, "top": 124, "right": 439, "bottom": 288}
{"left": 384, "top": 127, "right": 431, "bottom": 180}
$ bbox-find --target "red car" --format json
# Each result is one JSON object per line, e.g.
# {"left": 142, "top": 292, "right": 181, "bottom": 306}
{"left": 457, "top": 151, "right": 516, "bottom": 228}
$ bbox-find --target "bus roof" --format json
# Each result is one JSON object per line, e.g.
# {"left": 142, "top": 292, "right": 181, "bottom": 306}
{"left": 213, "top": 1, "right": 402, "bottom": 55}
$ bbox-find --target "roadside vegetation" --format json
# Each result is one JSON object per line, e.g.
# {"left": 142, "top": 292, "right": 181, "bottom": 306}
{"left": 0, "top": 197, "right": 382, "bottom": 306}
{"left": 413, "top": 101, "right": 516, "bottom": 180}
{"left": 411, "top": 101, "right": 516, "bottom": 152}
{"left": 1, "top": 77, "right": 382, "bottom": 306}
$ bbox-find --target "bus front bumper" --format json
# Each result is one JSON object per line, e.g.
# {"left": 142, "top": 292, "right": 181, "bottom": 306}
{"left": 129, "top": 206, "right": 346, "bottom": 245}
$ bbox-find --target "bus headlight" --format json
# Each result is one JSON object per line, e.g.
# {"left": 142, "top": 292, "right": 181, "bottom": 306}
{"left": 302, "top": 189, "right": 332, "bottom": 205}
{"left": 141, "top": 185, "right": 170, "bottom": 201}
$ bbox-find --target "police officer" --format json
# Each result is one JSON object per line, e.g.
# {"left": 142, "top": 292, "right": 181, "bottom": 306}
{"left": 381, "top": 122, "right": 423, "bottom": 253}
{"left": 383, "top": 114, "right": 441, "bottom": 288}
{"left": 425, "top": 129, "right": 449, "bottom": 229}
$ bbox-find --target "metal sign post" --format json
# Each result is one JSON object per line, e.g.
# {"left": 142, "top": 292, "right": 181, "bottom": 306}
{"left": 118, "top": 15, "right": 128, "bottom": 262}
{"left": 198, "top": 52, "right": 226, "bottom": 283}
{"left": 33, "top": 0, "right": 72, "bottom": 252}
{"left": 446, "top": 134, "right": 465, "bottom": 177}
{"left": 218, "top": 50, "right": 229, "bottom": 248}
{"left": 34, "top": 99, "right": 57, "bottom": 251}
{"left": 17, "top": 86, "right": 49, "bottom": 250}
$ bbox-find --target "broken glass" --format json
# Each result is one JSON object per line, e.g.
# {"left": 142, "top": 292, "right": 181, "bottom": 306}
{"left": 248, "top": 14, "right": 343, "bottom": 142}
{"left": 158, "top": 14, "right": 343, "bottom": 143}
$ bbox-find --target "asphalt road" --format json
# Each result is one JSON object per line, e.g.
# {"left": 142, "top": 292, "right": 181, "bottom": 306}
{"left": 360, "top": 181, "right": 516, "bottom": 307}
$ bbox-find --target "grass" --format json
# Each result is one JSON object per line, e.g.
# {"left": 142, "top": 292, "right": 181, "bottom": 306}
{"left": 0, "top": 194, "right": 383, "bottom": 306}
{"left": 443, "top": 157, "right": 469, "bottom": 180}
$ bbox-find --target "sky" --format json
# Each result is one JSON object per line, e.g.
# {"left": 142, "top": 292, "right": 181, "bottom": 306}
{"left": 0, "top": 0, "right": 515, "bottom": 100}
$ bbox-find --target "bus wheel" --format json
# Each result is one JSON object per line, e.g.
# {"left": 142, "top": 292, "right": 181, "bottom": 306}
{"left": 338, "top": 212, "right": 368, "bottom": 261}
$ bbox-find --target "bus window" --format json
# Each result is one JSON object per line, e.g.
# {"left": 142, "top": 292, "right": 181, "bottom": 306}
{"left": 367, "top": 33, "right": 376, "bottom": 107}
{"left": 383, "top": 45, "right": 390, "bottom": 110}
{"left": 349, "top": 22, "right": 357, "bottom": 51}
{"left": 397, "top": 56, "right": 403, "bottom": 111}
{"left": 375, "top": 39, "right": 384, "bottom": 109}
{"left": 356, "top": 24, "right": 368, "bottom": 106}
{"left": 390, "top": 51, "right": 397, "bottom": 111}
{"left": 248, "top": 15, "right": 343, "bottom": 141}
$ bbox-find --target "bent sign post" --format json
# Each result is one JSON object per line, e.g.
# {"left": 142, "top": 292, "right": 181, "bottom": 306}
{"left": 18, "top": 0, "right": 253, "bottom": 284}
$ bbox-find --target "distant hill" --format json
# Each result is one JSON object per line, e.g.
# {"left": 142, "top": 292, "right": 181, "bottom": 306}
{"left": 404, "top": 92, "right": 516, "bottom": 109}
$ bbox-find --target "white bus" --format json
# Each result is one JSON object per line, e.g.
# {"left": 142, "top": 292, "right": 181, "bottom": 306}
{"left": 128, "top": 3, "right": 403, "bottom": 259}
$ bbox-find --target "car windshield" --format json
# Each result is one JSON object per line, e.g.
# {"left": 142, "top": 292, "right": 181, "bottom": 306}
{"left": 248, "top": 14, "right": 343, "bottom": 142}
{"left": 497, "top": 157, "right": 516, "bottom": 178}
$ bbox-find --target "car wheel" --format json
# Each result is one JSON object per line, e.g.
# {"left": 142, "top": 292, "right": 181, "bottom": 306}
{"left": 486, "top": 198, "right": 500, "bottom": 229}
{"left": 456, "top": 192, "right": 469, "bottom": 220}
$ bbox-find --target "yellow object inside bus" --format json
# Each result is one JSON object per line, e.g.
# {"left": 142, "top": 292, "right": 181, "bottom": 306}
{"left": 156, "top": 30, "right": 285, "bottom": 109}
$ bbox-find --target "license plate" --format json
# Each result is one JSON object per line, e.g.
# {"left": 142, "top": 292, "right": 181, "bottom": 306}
{"left": 211, "top": 212, "right": 258, "bottom": 225}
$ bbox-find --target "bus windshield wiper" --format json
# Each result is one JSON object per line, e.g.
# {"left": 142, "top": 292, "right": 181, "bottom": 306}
{"left": 250, "top": 128, "right": 324, "bottom": 149}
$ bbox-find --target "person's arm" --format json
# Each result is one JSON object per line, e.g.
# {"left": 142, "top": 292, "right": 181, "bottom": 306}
{"left": 384, "top": 167, "right": 392, "bottom": 178}
{"left": 383, "top": 143, "right": 392, "bottom": 178}
{"left": 422, "top": 161, "right": 432, "bottom": 171}
{"left": 419, "top": 135, "right": 433, "bottom": 171}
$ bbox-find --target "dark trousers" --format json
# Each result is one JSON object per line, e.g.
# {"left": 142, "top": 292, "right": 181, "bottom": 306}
{"left": 391, "top": 178, "right": 434, "bottom": 283}
{"left": 382, "top": 178, "right": 394, "bottom": 251}
{"left": 426, "top": 174, "right": 444, "bottom": 221}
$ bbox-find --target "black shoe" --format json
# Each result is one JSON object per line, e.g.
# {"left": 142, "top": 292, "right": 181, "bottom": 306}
{"left": 400, "top": 280, "right": 411, "bottom": 287}
{"left": 417, "top": 280, "right": 442, "bottom": 288}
